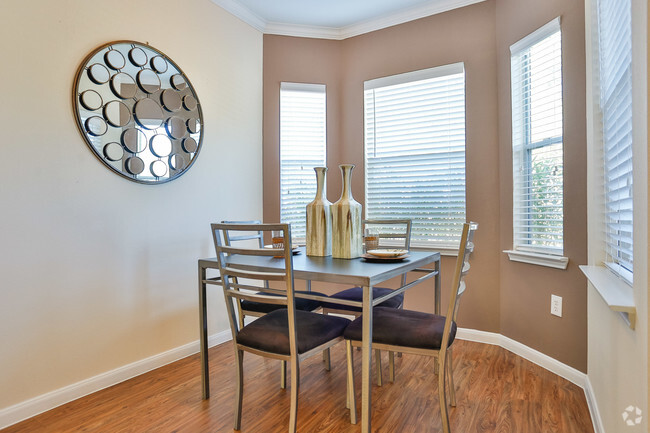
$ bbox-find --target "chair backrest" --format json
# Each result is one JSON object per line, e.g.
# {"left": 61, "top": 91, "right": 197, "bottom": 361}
{"left": 364, "top": 219, "right": 412, "bottom": 285}
{"left": 212, "top": 223, "right": 298, "bottom": 349}
{"left": 440, "top": 222, "right": 477, "bottom": 352}
{"left": 219, "top": 220, "right": 264, "bottom": 248}
{"left": 363, "top": 219, "right": 412, "bottom": 249}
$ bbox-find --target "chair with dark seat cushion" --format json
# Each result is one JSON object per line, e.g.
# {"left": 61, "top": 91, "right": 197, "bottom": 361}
{"left": 343, "top": 306, "right": 458, "bottom": 350}
{"left": 237, "top": 309, "right": 350, "bottom": 355}
{"left": 212, "top": 221, "right": 328, "bottom": 388}
{"left": 213, "top": 223, "right": 350, "bottom": 433}
{"left": 322, "top": 219, "right": 411, "bottom": 385}
{"left": 344, "top": 222, "right": 477, "bottom": 431}
{"left": 214, "top": 221, "right": 327, "bottom": 328}
{"left": 241, "top": 292, "right": 324, "bottom": 315}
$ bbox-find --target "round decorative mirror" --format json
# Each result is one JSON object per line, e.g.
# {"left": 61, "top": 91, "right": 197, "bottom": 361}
{"left": 73, "top": 41, "right": 203, "bottom": 184}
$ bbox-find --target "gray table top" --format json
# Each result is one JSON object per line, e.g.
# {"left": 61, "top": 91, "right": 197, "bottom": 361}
{"left": 199, "top": 247, "right": 440, "bottom": 287}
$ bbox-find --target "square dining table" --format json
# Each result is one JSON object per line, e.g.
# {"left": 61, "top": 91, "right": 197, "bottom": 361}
{"left": 198, "top": 247, "right": 441, "bottom": 433}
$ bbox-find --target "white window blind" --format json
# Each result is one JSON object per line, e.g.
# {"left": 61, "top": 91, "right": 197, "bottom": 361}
{"left": 597, "top": 0, "right": 633, "bottom": 281}
{"left": 280, "top": 83, "right": 327, "bottom": 241}
{"left": 510, "top": 18, "right": 564, "bottom": 255}
{"left": 364, "top": 63, "right": 466, "bottom": 249}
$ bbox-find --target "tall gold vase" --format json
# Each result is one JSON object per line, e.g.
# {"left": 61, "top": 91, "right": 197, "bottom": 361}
{"left": 332, "top": 164, "right": 362, "bottom": 259}
{"left": 306, "top": 167, "right": 332, "bottom": 256}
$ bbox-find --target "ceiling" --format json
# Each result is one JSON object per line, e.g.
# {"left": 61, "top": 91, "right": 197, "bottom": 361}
{"left": 211, "top": 0, "right": 485, "bottom": 40}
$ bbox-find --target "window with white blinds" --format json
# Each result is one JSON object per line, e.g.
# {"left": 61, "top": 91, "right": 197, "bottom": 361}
{"left": 364, "top": 63, "right": 466, "bottom": 249}
{"left": 280, "top": 83, "right": 327, "bottom": 241}
{"left": 597, "top": 0, "right": 633, "bottom": 281}
{"left": 510, "top": 18, "right": 564, "bottom": 255}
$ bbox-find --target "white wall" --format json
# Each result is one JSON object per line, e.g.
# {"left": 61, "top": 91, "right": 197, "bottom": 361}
{"left": 0, "top": 0, "right": 262, "bottom": 419}
{"left": 584, "top": 0, "right": 648, "bottom": 432}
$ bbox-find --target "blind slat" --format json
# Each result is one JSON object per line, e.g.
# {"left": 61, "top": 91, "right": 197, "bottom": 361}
{"left": 598, "top": 0, "right": 634, "bottom": 276}
{"left": 365, "top": 65, "right": 466, "bottom": 246}
{"left": 280, "top": 83, "right": 327, "bottom": 240}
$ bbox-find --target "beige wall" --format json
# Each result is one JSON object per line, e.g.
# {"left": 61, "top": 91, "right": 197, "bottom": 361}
{"left": 584, "top": 0, "right": 648, "bottom": 430}
{"left": 263, "top": 0, "right": 589, "bottom": 371}
{"left": 0, "top": 0, "right": 262, "bottom": 414}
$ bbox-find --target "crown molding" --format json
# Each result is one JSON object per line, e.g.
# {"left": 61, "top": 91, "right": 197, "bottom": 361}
{"left": 213, "top": 0, "right": 487, "bottom": 40}
{"left": 210, "top": 0, "right": 266, "bottom": 32}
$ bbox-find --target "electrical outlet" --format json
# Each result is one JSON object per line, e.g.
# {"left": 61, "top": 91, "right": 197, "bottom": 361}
{"left": 551, "top": 295, "right": 562, "bottom": 317}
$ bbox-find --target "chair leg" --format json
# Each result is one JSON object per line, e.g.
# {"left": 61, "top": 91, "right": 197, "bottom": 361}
{"left": 322, "top": 310, "right": 331, "bottom": 370}
{"left": 289, "top": 357, "right": 300, "bottom": 433}
{"left": 281, "top": 360, "right": 287, "bottom": 389}
{"left": 438, "top": 354, "right": 450, "bottom": 433}
{"left": 234, "top": 349, "right": 244, "bottom": 430}
{"left": 375, "top": 349, "right": 382, "bottom": 386}
{"left": 447, "top": 348, "right": 456, "bottom": 407}
{"left": 346, "top": 340, "right": 357, "bottom": 424}
{"left": 389, "top": 350, "right": 395, "bottom": 382}
{"left": 323, "top": 348, "right": 331, "bottom": 371}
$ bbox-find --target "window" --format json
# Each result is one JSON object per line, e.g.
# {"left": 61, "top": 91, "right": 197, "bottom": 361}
{"left": 279, "top": 82, "right": 327, "bottom": 241}
{"left": 509, "top": 18, "right": 565, "bottom": 261}
{"left": 364, "top": 63, "right": 466, "bottom": 250}
{"left": 597, "top": 0, "right": 633, "bottom": 282}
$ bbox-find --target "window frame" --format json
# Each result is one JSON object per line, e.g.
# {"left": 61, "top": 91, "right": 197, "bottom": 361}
{"left": 505, "top": 17, "right": 568, "bottom": 268}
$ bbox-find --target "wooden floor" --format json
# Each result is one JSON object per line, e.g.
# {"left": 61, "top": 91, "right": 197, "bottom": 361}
{"left": 2, "top": 340, "right": 594, "bottom": 433}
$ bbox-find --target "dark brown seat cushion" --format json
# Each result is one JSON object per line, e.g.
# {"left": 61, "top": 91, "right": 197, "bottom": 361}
{"left": 321, "top": 287, "right": 404, "bottom": 312}
{"left": 343, "top": 306, "right": 456, "bottom": 350}
{"left": 237, "top": 309, "right": 350, "bottom": 355}
{"left": 241, "top": 290, "right": 326, "bottom": 314}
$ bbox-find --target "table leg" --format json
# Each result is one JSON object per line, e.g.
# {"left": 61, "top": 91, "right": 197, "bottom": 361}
{"left": 199, "top": 264, "right": 210, "bottom": 399}
{"left": 435, "top": 257, "right": 441, "bottom": 315}
{"left": 361, "top": 284, "right": 373, "bottom": 433}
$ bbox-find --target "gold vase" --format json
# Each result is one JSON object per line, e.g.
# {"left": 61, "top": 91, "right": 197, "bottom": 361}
{"left": 306, "top": 167, "right": 332, "bottom": 256}
{"left": 332, "top": 164, "right": 362, "bottom": 259}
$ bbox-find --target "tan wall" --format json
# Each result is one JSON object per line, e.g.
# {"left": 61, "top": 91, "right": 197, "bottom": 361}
{"left": 264, "top": 2, "right": 501, "bottom": 335}
{"left": 263, "top": 0, "right": 589, "bottom": 371}
{"left": 495, "top": 0, "right": 588, "bottom": 371}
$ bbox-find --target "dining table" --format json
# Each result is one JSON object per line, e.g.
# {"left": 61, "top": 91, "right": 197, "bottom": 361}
{"left": 198, "top": 246, "right": 441, "bottom": 433}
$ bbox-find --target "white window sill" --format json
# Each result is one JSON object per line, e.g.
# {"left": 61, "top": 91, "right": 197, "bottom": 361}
{"left": 503, "top": 249, "right": 569, "bottom": 269}
{"left": 580, "top": 265, "right": 636, "bottom": 330}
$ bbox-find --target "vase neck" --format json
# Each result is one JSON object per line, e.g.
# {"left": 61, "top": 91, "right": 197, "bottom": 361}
{"left": 314, "top": 167, "right": 327, "bottom": 198}
{"left": 339, "top": 164, "right": 354, "bottom": 200}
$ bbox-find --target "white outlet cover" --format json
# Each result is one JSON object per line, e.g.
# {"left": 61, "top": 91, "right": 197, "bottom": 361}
{"left": 551, "top": 294, "right": 562, "bottom": 317}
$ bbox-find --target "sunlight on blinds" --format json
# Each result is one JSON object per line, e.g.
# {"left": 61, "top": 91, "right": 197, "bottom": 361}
{"left": 364, "top": 63, "right": 466, "bottom": 248}
{"left": 280, "top": 83, "right": 326, "bottom": 241}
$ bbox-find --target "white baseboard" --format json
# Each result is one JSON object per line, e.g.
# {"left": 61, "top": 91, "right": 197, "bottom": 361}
{"left": 456, "top": 328, "right": 587, "bottom": 387}
{"left": 1, "top": 327, "right": 601, "bottom": 432}
{"left": 583, "top": 376, "right": 605, "bottom": 433}
{"left": 0, "top": 329, "right": 232, "bottom": 430}
{"left": 457, "top": 328, "right": 603, "bottom": 433}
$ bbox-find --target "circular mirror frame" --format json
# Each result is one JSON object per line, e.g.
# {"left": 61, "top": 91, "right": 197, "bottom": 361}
{"left": 73, "top": 41, "right": 204, "bottom": 184}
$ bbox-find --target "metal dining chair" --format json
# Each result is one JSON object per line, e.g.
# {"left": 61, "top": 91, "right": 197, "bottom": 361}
{"left": 344, "top": 222, "right": 477, "bottom": 431}
{"left": 214, "top": 223, "right": 351, "bottom": 433}
{"left": 321, "top": 219, "right": 412, "bottom": 385}
{"left": 211, "top": 220, "right": 329, "bottom": 388}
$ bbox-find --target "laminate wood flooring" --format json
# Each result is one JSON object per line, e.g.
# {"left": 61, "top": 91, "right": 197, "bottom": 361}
{"left": 2, "top": 340, "right": 594, "bottom": 432}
